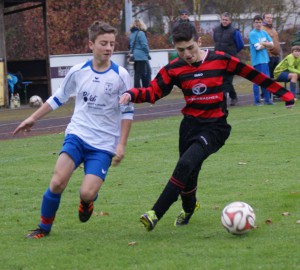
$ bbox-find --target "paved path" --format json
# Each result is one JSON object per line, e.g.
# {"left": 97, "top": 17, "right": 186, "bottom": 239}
{"left": 0, "top": 94, "right": 253, "bottom": 140}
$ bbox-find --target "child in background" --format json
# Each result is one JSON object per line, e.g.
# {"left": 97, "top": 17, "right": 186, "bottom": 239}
{"left": 274, "top": 45, "right": 300, "bottom": 99}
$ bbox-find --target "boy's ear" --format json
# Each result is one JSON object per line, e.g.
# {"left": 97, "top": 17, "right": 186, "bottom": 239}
{"left": 88, "top": 40, "right": 94, "bottom": 51}
{"left": 197, "top": 37, "right": 202, "bottom": 47}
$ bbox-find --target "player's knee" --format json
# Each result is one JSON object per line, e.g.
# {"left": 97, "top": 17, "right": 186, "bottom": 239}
{"left": 175, "top": 158, "right": 194, "bottom": 177}
{"left": 50, "top": 178, "right": 67, "bottom": 193}
{"left": 80, "top": 189, "right": 97, "bottom": 202}
{"left": 291, "top": 73, "right": 298, "bottom": 81}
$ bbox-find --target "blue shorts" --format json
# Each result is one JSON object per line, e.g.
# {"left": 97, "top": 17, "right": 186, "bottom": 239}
{"left": 60, "top": 134, "right": 113, "bottom": 180}
{"left": 277, "top": 72, "right": 289, "bottom": 82}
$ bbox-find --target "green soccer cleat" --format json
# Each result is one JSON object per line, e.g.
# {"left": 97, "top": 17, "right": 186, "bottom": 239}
{"left": 140, "top": 210, "right": 158, "bottom": 231}
{"left": 174, "top": 201, "right": 200, "bottom": 227}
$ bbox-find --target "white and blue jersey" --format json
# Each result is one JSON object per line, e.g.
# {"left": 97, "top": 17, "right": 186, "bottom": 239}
{"left": 47, "top": 60, "right": 134, "bottom": 154}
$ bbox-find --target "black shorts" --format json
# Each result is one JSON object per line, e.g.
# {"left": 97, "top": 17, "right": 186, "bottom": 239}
{"left": 179, "top": 117, "right": 231, "bottom": 156}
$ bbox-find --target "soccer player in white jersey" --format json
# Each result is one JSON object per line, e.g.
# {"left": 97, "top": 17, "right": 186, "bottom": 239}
{"left": 13, "top": 21, "right": 134, "bottom": 239}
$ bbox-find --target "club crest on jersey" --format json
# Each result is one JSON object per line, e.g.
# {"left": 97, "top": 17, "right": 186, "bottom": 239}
{"left": 104, "top": 82, "right": 113, "bottom": 96}
{"left": 192, "top": 83, "right": 207, "bottom": 95}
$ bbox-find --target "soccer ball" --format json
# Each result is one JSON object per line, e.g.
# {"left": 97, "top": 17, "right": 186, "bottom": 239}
{"left": 29, "top": 95, "right": 43, "bottom": 107}
{"left": 221, "top": 201, "right": 256, "bottom": 235}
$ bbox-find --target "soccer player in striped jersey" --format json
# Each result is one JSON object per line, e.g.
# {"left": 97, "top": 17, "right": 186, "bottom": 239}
{"left": 119, "top": 22, "right": 294, "bottom": 231}
{"left": 13, "top": 21, "right": 134, "bottom": 238}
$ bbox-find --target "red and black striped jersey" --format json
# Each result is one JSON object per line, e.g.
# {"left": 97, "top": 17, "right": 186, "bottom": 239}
{"left": 126, "top": 50, "right": 294, "bottom": 123}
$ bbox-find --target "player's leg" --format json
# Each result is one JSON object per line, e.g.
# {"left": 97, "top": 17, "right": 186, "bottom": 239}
{"left": 140, "top": 119, "right": 231, "bottom": 231}
{"left": 78, "top": 174, "right": 104, "bottom": 222}
{"left": 140, "top": 141, "right": 207, "bottom": 231}
{"left": 78, "top": 148, "right": 112, "bottom": 222}
{"left": 26, "top": 153, "right": 75, "bottom": 239}
{"left": 174, "top": 168, "right": 201, "bottom": 227}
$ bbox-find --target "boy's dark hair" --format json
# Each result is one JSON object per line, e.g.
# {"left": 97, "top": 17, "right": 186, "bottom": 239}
{"left": 291, "top": 45, "right": 300, "bottom": 52}
{"left": 253, "top": 15, "right": 263, "bottom": 22}
{"left": 88, "top": 21, "right": 117, "bottom": 42}
{"left": 172, "top": 22, "right": 198, "bottom": 43}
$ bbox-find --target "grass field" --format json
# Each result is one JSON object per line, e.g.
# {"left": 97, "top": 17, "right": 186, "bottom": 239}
{"left": 1, "top": 102, "right": 300, "bottom": 270}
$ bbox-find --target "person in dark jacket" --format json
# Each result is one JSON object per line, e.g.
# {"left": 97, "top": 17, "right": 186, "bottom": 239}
{"left": 119, "top": 23, "right": 294, "bottom": 232}
{"left": 173, "top": 9, "right": 195, "bottom": 29}
{"left": 213, "top": 12, "right": 244, "bottom": 106}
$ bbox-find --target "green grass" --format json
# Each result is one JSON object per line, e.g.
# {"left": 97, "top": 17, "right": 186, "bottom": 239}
{"left": 1, "top": 103, "right": 300, "bottom": 270}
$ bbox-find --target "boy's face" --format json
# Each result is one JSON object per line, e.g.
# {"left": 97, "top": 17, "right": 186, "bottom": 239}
{"left": 89, "top": 33, "right": 116, "bottom": 61}
{"left": 253, "top": 19, "right": 263, "bottom": 30}
{"left": 180, "top": 13, "right": 189, "bottom": 21}
{"left": 263, "top": 14, "right": 273, "bottom": 25}
{"left": 174, "top": 37, "right": 201, "bottom": 65}
{"left": 292, "top": 50, "right": 300, "bottom": 58}
{"left": 221, "top": 16, "right": 231, "bottom": 27}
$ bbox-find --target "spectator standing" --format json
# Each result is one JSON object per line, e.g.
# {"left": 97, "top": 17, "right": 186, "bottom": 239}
{"left": 249, "top": 15, "right": 274, "bottom": 105}
{"left": 13, "top": 21, "right": 134, "bottom": 239}
{"left": 274, "top": 45, "right": 300, "bottom": 99}
{"left": 261, "top": 13, "right": 281, "bottom": 79}
{"left": 173, "top": 10, "right": 195, "bottom": 29}
{"left": 129, "top": 19, "right": 151, "bottom": 88}
{"left": 213, "top": 12, "right": 244, "bottom": 106}
{"left": 170, "top": 10, "right": 196, "bottom": 45}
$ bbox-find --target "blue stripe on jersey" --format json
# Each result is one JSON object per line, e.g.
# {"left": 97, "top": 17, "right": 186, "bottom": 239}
{"left": 122, "top": 110, "right": 134, "bottom": 114}
{"left": 81, "top": 59, "right": 120, "bottom": 75}
{"left": 110, "top": 61, "right": 119, "bottom": 74}
{"left": 53, "top": 96, "right": 62, "bottom": 107}
{"left": 81, "top": 60, "right": 92, "bottom": 70}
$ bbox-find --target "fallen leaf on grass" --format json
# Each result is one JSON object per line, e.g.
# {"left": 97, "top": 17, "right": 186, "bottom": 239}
{"left": 281, "top": 212, "right": 290, "bottom": 216}
{"left": 213, "top": 205, "right": 220, "bottom": 210}
{"left": 128, "top": 241, "right": 138, "bottom": 246}
{"left": 238, "top": 161, "right": 247, "bottom": 165}
{"left": 93, "top": 211, "right": 109, "bottom": 216}
{"left": 265, "top": 218, "right": 273, "bottom": 225}
{"left": 296, "top": 220, "right": 300, "bottom": 224}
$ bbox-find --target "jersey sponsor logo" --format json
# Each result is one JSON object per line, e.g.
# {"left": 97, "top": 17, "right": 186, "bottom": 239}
{"left": 194, "top": 73, "right": 204, "bottom": 78}
{"left": 192, "top": 83, "right": 207, "bottom": 95}
{"left": 83, "top": 91, "right": 97, "bottom": 102}
{"left": 187, "top": 95, "right": 219, "bottom": 102}
{"left": 104, "top": 82, "right": 113, "bottom": 96}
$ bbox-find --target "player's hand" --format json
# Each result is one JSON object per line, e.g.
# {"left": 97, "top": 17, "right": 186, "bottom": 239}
{"left": 112, "top": 144, "right": 125, "bottom": 166}
{"left": 13, "top": 117, "right": 35, "bottom": 135}
{"left": 119, "top": 93, "right": 131, "bottom": 105}
{"left": 285, "top": 99, "right": 295, "bottom": 109}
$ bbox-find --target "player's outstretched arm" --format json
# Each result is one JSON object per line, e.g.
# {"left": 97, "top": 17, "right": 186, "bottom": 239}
{"left": 13, "top": 102, "right": 53, "bottom": 135}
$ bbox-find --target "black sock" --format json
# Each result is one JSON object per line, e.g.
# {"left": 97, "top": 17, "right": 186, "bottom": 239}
{"left": 181, "top": 188, "right": 197, "bottom": 213}
{"left": 152, "top": 181, "right": 181, "bottom": 220}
